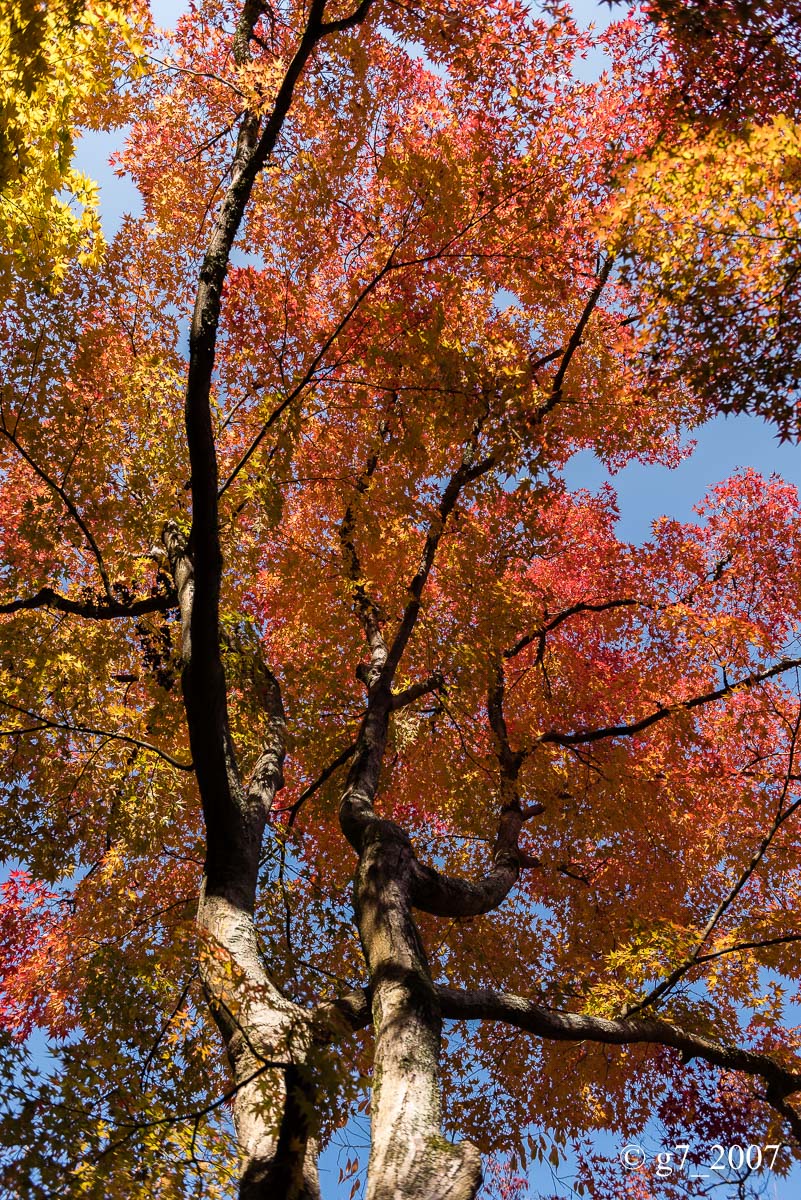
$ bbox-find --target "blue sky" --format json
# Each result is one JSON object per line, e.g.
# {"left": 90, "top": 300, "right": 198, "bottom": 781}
{"left": 70, "top": 3, "right": 801, "bottom": 1196}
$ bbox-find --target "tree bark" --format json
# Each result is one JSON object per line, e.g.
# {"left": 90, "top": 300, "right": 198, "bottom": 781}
{"left": 354, "top": 820, "right": 483, "bottom": 1200}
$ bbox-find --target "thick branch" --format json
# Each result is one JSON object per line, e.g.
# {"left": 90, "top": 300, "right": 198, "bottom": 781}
{"left": 320, "top": 0, "right": 373, "bottom": 35}
{"left": 437, "top": 986, "right": 801, "bottom": 1138}
{"left": 184, "top": 0, "right": 377, "bottom": 895}
{"left": 233, "top": 0, "right": 267, "bottom": 64}
{"left": 0, "top": 586, "right": 174, "bottom": 621}
{"left": 410, "top": 803, "right": 532, "bottom": 917}
{"left": 354, "top": 824, "right": 482, "bottom": 1200}
{"left": 410, "top": 661, "right": 542, "bottom": 917}
{"left": 245, "top": 657, "right": 287, "bottom": 816}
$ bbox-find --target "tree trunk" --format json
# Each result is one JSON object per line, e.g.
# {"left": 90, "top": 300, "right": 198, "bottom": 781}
{"left": 198, "top": 888, "right": 322, "bottom": 1200}
{"left": 354, "top": 821, "right": 482, "bottom": 1200}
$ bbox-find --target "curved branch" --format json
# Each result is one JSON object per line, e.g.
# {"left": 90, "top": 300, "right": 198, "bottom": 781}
{"left": 505, "top": 598, "right": 641, "bottom": 661}
{"left": 0, "top": 700, "right": 192, "bottom": 770}
{"left": 538, "top": 656, "right": 801, "bottom": 747}
{"left": 0, "top": 415, "right": 114, "bottom": 601}
{"left": 410, "top": 661, "right": 543, "bottom": 917}
{"left": 437, "top": 986, "right": 801, "bottom": 1138}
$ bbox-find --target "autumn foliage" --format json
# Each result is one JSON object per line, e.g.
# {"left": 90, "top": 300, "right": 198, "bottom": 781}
{"left": 1, "top": 2, "right": 801, "bottom": 1199}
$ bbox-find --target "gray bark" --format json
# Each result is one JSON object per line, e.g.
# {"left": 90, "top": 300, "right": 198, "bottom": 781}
{"left": 354, "top": 821, "right": 482, "bottom": 1200}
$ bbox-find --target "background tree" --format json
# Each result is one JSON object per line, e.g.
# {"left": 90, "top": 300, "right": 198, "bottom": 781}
{"left": 0, "top": 0, "right": 147, "bottom": 292}
{"left": 610, "top": 0, "right": 801, "bottom": 437}
{"left": 2, "top": 3, "right": 801, "bottom": 1199}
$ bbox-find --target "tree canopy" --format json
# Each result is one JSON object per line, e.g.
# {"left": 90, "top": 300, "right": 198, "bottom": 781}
{"left": 1, "top": 2, "right": 801, "bottom": 1198}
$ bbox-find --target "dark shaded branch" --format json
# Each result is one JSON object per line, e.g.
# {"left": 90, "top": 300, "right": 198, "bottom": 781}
{"left": 275, "top": 741, "right": 357, "bottom": 828}
{"left": 339, "top": 443, "right": 387, "bottom": 681}
{"left": 0, "top": 586, "right": 174, "bottom": 620}
{"left": 0, "top": 414, "right": 114, "bottom": 600}
{"left": 504, "top": 556, "right": 735, "bottom": 663}
{"left": 505, "top": 598, "right": 641, "bottom": 662}
{"left": 391, "top": 671, "right": 444, "bottom": 710}
{"left": 538, "top": 657, "right": 801, "bottom": 747}
{"left": 251, "top": 1064, "right": 318, "bottom": 1200}
{"left": 410, "top": 802, "right": 531, "bottom": 917}
{"left": 550, "top": 257, "right": 615, "bottom": 399}
{"left": 694, "top": 931, "right": 801, "bottom": 965}
{"left": 0, "top": 699, "right": 192, "bottom": 770}
{"left": 320, "top": 0, "right": 373, "bottom": 35}
{"left": 339, "top": 431, "right": 499, "bottom": 854}
{"left": 183, "top": 0, "right": 377, "bottom": 896}
{"left": 527, "top": 255, "right": 614, "bottom": 426}
{"left": 384, "top": 450, "right": 498, "bottom": 680}
{"left": 310, "top": 987, "right": 371, "bottom": 1043}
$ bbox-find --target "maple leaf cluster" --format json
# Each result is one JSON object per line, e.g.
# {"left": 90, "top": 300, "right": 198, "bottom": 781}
{"left": 0, "top": 2, "right": 801, "bottom": 1199}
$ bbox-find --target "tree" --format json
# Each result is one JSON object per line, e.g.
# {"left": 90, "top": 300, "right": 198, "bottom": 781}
{"left": 2, "top": 2, "right": 801, "bottom": 1198}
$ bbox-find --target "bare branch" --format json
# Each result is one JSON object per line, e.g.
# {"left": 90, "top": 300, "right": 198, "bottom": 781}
{"left": 538, "top": 657, "right": 801, "bottom": 747}
{"left": 275, "top": 741, "right": 357, "bottom": 829}
{"left": 622, "top": 706, "right": 801, "bottom": 1017}
{"left": 0, "top": 413, "right": 114, "bottom": 601}
{"left": 0, "top": 699, "right": 192, "bottom": 771}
